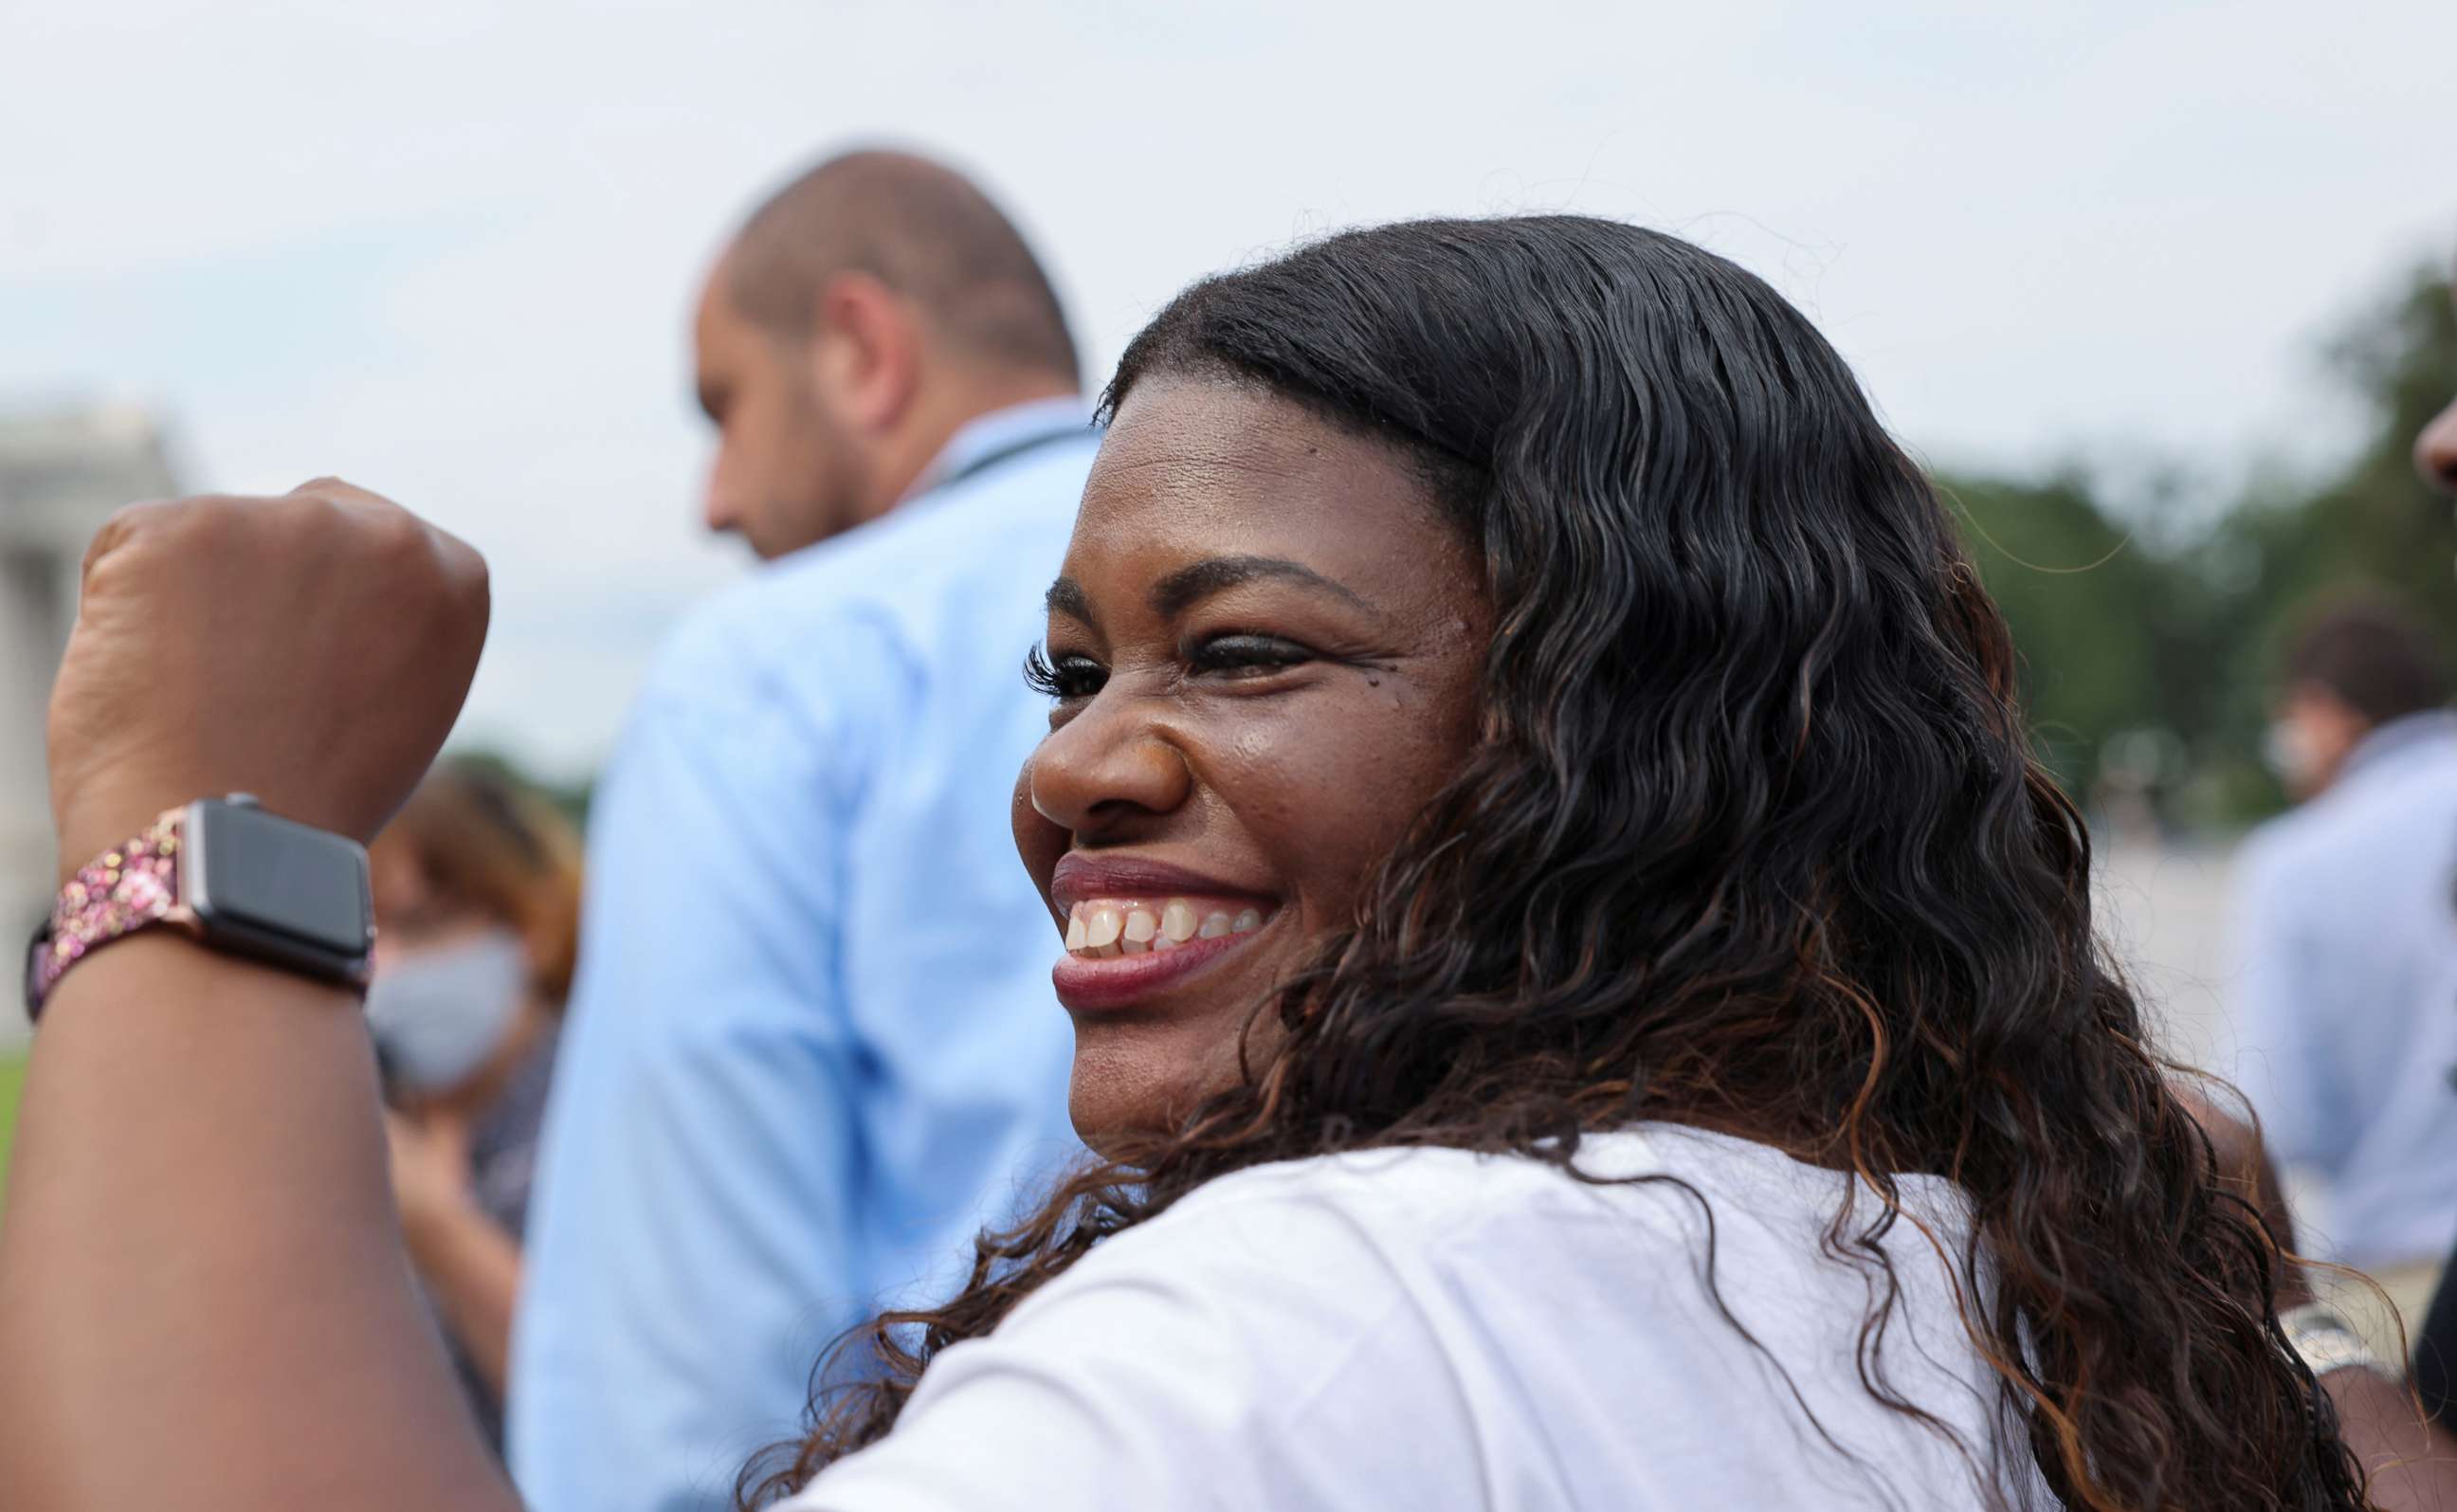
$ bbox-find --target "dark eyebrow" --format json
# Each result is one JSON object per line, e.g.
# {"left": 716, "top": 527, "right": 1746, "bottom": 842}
{"left": 1045, "top": 576, "right": 1094, "bottom": 622}
{"left": 1150, "top": 556, "right": 1374, "bottom": 619}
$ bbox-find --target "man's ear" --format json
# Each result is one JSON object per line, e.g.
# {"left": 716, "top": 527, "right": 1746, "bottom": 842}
{"left": 808, "top": 270, "right": 921, "bottom": 436}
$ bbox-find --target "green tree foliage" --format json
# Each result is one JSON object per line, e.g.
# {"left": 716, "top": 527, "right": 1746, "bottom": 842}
{"left": 1944, "top": 471, "right": 2166, "bottom": 794}
{"left": 1943, "top": 465, "right": 2260, "bottom": 824}
{"left": 1946, "top": 262, "right": 2457, "bottom": 829}
{"left": 2230, "top": 271, "right": 2457, "bottom": 641}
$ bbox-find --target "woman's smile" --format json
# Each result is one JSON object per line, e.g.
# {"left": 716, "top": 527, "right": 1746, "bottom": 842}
{"left": 1046, "top": 852, "right": 1280, "bottom": 1011}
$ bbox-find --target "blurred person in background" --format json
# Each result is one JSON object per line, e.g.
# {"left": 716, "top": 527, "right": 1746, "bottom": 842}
{"left": 510, "top": 146, "right": 1093, "bottom": 1511}
{"left": 2230, "top": 591, "right": 2457, "bottom": 1360}
{"left": 368, "top": 758, "right": 582, "bottom": 1454}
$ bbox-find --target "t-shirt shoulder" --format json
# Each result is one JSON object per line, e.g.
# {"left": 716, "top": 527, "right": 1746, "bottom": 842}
{"left": 1152, "top": 1135, "right": 1648, "bottom": 1232}
{"left": 1039, "top": 1128, "right": 1830, "bottom": 1307}
{"left": 792, "top": 1128, "right": 2009, "bottom": 1512}
{"left": 802, "top": 1144, "right": 1633, "bottom": 1511}
{"left": 1157, "top": 1125, "right": 1850, "bottom": 1223}
{"left": 1046, "top": 1128, "right": 1977, "bottom": 1342}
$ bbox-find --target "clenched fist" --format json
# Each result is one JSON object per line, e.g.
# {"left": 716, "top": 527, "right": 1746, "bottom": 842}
{"left": 46, "top": 479, "right": 489, "bottom": 878}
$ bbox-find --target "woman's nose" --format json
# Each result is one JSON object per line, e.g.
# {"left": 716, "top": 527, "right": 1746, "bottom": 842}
{"left": 1027, "top": 694, "right": 1193, "bottom": 835}
{"left": 2418, "top": 395, "right": 2457, "bottom": 498}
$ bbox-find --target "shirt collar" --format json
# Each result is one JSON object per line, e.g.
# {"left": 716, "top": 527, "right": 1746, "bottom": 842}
{"left": 903, "top": 395, "right": 1096, "bottom": 502}
{"left": 2339, "top": 708, "right": 2457, "bottom": 784}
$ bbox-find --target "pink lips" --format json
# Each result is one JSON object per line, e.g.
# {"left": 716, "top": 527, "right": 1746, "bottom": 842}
{"left": 1045, "top": 853, "right": 1279, "bottom": 1012}
{"left": 1050, "top": 927, "right": 1265, "bottom": 1011}
{"left": 1047, "top": 854, "right": 1273, "bottom": 917}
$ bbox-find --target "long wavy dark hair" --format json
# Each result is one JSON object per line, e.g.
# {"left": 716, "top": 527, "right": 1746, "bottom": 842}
{"left": 742, "top": 216, "right": 2366, "bottom": 1510}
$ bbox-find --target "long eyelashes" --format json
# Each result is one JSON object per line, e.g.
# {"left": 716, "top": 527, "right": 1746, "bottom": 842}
{"left": 1022, "top": 643, "right": 1064, "bottom": 697}
{"left": 1024, "top": 644, "right": 1107, "bottom": 701}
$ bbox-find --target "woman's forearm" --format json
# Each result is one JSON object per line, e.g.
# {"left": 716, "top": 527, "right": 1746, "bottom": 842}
{"left": 405, "top": 1199, "right": 524, "bottom": 1397}
{"left": 0, "top": 937, "right": 521, "bottom": 1512}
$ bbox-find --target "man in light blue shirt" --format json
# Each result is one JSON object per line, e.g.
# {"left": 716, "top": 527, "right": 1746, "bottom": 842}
{"left": 510, "top": 150, "right": 1091, "bottom": 1511}
{"left": 2230, "top": 597, "right": 2457, "bottom": 1347}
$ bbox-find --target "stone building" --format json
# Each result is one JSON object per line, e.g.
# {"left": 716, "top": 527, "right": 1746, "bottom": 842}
{"left": 1, "top": 406, "right": 179, "bottom": 1029}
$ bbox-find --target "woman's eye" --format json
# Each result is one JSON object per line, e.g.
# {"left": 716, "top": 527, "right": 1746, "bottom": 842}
{"left": 1024, "top": 645, "right": 1107, "bottom": 701}
{"left": 1188, "top": 632, "right": 1315, "bottom": 679}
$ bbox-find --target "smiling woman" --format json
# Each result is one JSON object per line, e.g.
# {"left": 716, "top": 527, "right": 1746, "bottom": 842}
{"left": 0, "top": 219, "right": 2381, "bottom": 1512}
{"left": 742, "top": 219, "right": 2374, "bottom": 1511}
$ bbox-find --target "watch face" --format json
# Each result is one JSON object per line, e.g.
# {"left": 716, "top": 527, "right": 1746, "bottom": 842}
{"left": 187, "top": 801, "right": 373, "bottom": 956}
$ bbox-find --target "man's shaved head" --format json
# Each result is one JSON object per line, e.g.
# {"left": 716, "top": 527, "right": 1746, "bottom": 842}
{"left": 723, "top": 148, "right": 1079, "bottom": 385}
{"left": 694, "top": 148, "right": 1083, "bottom": 557}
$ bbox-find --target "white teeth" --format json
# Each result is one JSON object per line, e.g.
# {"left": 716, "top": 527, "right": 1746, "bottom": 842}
{"left": 1065, "top": 898, "right": 1270, "bottom": 957}
{"left": 1085, "top": 907, "right": 1122, "bottom": 956}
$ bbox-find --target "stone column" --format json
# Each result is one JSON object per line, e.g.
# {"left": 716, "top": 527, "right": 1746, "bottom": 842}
{"left": 0, "top": 407, "right": 178, "bottom": 1039}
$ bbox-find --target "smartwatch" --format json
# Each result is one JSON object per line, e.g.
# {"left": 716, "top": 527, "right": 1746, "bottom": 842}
{"left": 24, "top": 794, "right": 374, "bottom": 1021}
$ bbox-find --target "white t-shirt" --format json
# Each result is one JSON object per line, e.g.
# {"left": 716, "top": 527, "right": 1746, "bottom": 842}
{"left": 790, "top": 1125, "right": 2058, "bottom": 1511}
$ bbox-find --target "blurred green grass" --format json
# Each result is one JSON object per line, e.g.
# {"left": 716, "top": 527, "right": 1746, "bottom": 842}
{"left": 0, "top": 1056, "right": 24, "bottom": 1211}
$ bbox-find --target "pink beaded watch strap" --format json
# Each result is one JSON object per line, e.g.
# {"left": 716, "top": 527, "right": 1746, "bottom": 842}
{"left": 26, "top": 808, "right": 188, "bottom": 1021}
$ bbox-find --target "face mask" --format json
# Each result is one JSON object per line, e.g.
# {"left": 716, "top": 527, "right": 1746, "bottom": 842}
{"left": 366, "top": 927, "right": 527, "bottom": 1095}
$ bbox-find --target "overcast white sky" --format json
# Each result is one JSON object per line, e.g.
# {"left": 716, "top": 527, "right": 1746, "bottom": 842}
{"left": 5, "top": 0, "right": 2451, "bottom": 778}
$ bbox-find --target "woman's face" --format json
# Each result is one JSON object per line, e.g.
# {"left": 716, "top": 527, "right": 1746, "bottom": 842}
{"left": 1014, "top": 376, "right": 1492, "bottom": 1152}
{"left": 367, "top": 846, "right": 532, "bottom": 1101}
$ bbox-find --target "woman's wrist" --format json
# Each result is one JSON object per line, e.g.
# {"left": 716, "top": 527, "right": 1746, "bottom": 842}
{"left": 55, "top": 792, "right": 175, "bottom": 890}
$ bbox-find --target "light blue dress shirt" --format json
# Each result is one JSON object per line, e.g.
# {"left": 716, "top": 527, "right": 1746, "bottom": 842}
{"left": 2229, "top": 710, "right": 2457, "bottom": 1270}
{"left": 509, "top": 398, "right": 1097, "bottom": 1512}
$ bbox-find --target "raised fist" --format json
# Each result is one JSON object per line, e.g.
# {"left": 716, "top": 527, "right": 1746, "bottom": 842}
{"left": 46, "top": 479, "right": 489, "bottom": 877}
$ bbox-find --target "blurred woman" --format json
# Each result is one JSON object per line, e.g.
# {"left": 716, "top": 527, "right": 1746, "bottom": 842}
{"left": 367, "top": 758, "right": 582, "bottom": 1450}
